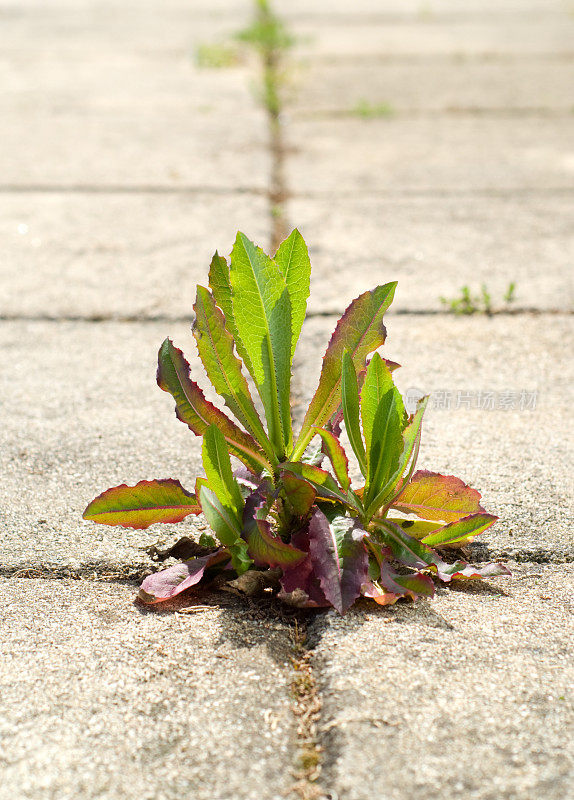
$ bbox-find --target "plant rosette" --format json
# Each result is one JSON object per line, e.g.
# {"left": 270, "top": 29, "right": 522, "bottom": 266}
{"left": 83, "top": 230, "right": 509, "bottom": 613}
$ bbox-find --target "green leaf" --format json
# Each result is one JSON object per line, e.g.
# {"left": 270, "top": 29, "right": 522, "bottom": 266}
{"left": 385, "top": 518, "right": 440, "bottom": 540}
{"left": 208, "top": 251, "right": 255, "bottom": 377}
{"left": 292, "top": 282, "right": 397, "bottom": 460}
{"left": 198, "top": 483, "right": 252, "bottom": 574}
{"left": 281, "top": 472, "right": 317, "bottom": 516}
{"left": 274, "top": 228, "right": 311, "bottom": 362}
{"left": 313, "top": 428, "right": 350, "bottom": 491}
{"left": 361, "top": 353, "right": 404, "bottom": 510}
{"left": 157, "top": 337, "right": 269, "bottom": 474}
{"left": 373, "top": 519, "right": 509, "bottom": 582}
{"left": 281, "top": 462, "right": 362, "bottom": 512}
{"left": 364, "top": 396, "right": 428, "bottom": 518}
{"left": 392, "top": 470, "right": 487, "bottom": 523}
{"left": 341, "top": 350, "right": 367, "bottom": 476}
{"left": 230, "top": 232, "right": 292, "bottom": 458}
{"left": 247, "top": 520, "right": 307, "bottom": 568}
{"left": 243, "top": 492, "right": 306, "bottom": 568}
{"left": 201, "top": 425, "right": 244, "bottom": 519}
{"left": 83, "top": 479, "right": 201, "bottom": 529}
{"left": 193, "top": 286, "right": 275, "bottom": 463}
{"left": 421, "top": 513, "right": 498, "bottom": 547}
{"left": 363, "top": 561, "right": 435, "bottom": 604}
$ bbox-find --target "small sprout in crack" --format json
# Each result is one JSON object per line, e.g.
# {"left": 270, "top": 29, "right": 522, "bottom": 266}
{"left": 503, "top": 281, "right": 516, "bottom": 304}
{"left": 195, "top": 42, "right": 242, "bottom": 69}
{"left": 236, "top": 0, "right": 296, "bottom": 55}
{"left": 83, "top": 230, "right": 509, "bottom": 613}
{"left": 353, "top": 99, "right": 395, "bottom": 119}
{"left": 440, "top": 282, "right": 518, "bottom": 315}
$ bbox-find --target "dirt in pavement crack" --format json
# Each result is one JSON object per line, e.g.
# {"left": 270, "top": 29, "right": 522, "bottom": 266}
{"left": 289, "top": 620, "right": 327, "bottom": 800}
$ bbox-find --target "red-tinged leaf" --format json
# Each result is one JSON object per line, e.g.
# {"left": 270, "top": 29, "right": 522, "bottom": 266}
{"left": 341, "top": 350, "right": 367, "bottom": 475}
{"left": 279, "top": 529, "right": 329, "bottom": 608}
{"left": 385, "top": 518, "right": 440, "bottom": 539}
{"left": 292, "top": 282, "right": 397, "bottom": 460}
{"left": 383, "top": 358, "right": 401, "bottom": 372}
{"left": 157, "top": 338, "right": 268, "bottom": 474}
{"left": 436, "top": 560, "right": 511, "bottom": 580}
{"left": 281, "top": 461, "right": 359, "bottom": 510}
{"left": 138, "top": 550, "right": 226, "bottom": 604}
{"left": 326, "top": 406, "right": 344, "bottom": 439}
{"left": 314, "top": 427, "right": 351, "bottom": 491}
{"left": 379, "top": 562, "right": 435, "bottom": 600}
{"left": 193, "top": 286, "right": 275, "bottom": 463}
{"left": 247, "top": 521, "right": 306, "bottom": 568}
{"left": 83, "top": 479, "right": 201, "bottom": 529}
{"left": 374, "top": 520, "right": 510, "bottom": 583}
{"left": 421, "top": 513, "right": 498, "bottom": 548}
{"left": 392, "top": 470, "right": 486, "bottom": 523}
{"left": 361, "top": 582, "right": 402, "bottom": 606}
{"left": 307, "top": 510, "right": 369, "bottom": 614}
{"left": 281, "top": 472, "right": 317, "bottom": 516}
{"left": 233, "top": 466, "right": 258, "bottom": 489}
{"left": 242, "top": 492, "right": 306, "bottom": 569}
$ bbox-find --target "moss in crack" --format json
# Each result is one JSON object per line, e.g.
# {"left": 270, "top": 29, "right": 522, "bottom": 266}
{"left": 290, "top": 621, "right": 324, "bottom": 800}
{"left": 237, "top": 0, "right": 295, "bottom": 249}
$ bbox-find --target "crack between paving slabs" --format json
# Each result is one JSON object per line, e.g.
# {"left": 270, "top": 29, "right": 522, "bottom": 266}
{"left": 0, "top": 309, "right": 570, "bottom": 323}
{"left": 0, "top": 185, "right": 266, "bottom": 195}
{"left": 241, "top": 0, "right": 291, "bottom": 253}
{"left": 3, "top": 551, "right": 572, "bottom": 584}
{"left": 0, "top": 557, "right": 330, "bottom": 798}
{"left": 5, "top": 2, "right": 570, "bottom": 794}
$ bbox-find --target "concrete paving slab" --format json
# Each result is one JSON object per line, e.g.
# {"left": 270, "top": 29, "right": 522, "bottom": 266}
{"left": 0, "top": 193, "right": 270, "bottom": 318}
{"left": 0, "top": 578, "right": 295, "bottom": 800}
{"left": 284, "top": 117, "right": 574, "bottom": 194}
{"left": 286, "top": 195, "right": 574, "bottom": 312}
{"left": 0, "top": 1, "right": 250, "bottom": 56}
{"left": 275, "top": 0, "right": 567, "bottom": 17}
{"left": 288, "top": 60, "right": 574, "bottom": 115}
{"left": 293, "top": 315, "right": 574, "bottom": 561}
{"left": 2, "top": 0, "right": 251, "bottom": 14}
{"left": 0, "top": 320, "right": 216, "bottom": 572}
{"left": 288, "top": 18, "right": 574, "bottom": 60}
{"left": 310, "top": 564, "right": 573, "bottom": 800}
{"left": 1, "top": 315, "right": 572, "bottom": 571}
{"left": 0, "top": 1, "right": 269, "bottom": 188}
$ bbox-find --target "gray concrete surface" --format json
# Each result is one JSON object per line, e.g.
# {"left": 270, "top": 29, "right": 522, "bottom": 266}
{"left": 2, "top": 0, "right": 573, "bottom": 798}
{"left": 286, "top": 117, "right": 574, "bottom": 194}
{"left": 289, "top": 61, "right": 574, "bottom": 115}
{"left": 276, "top": 0, "right": 568, "bottom": 16}
{"left": 0, "top": 579, "right": 295, "bottom": 800}
{"left": 294, "top": 315, "right": 574, "bottom": 563}
{"left": 310, "top": 564, "right": 573, "bottom": 800}
{"left": 288, "top": 195, "right": 573, "bottom": 312}
{"left": 0, "top": 0, "right": 268, "bottom": 188}
{"left": 288, "top": 17, "right": 574, "bottom": 59}
{"left": 0, "top": 320, "right": 212, "bottom": 572}
{"left": 0, "top": 193, "right": 270, "bottom": 318}
{"left": 2, "top": 314, "right": 572, "bottom": 572}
